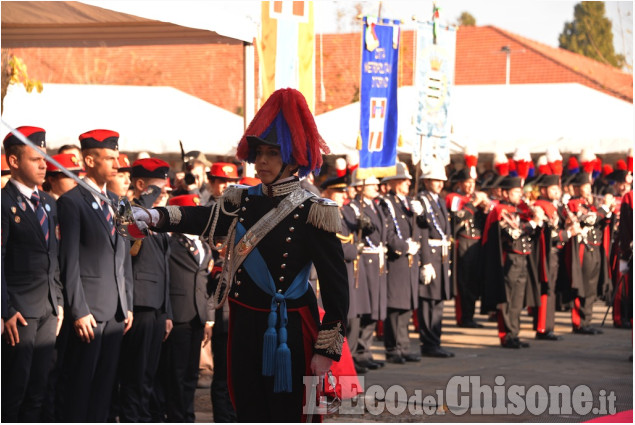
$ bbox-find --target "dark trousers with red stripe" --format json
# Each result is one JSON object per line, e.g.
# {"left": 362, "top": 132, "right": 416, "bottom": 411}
{"left": 498, "top": 253, "right": 529, "bottom": 342}
{"left": 454, "top": 237, "right": 481, "bottom": 325}
{"left": 572, "top": 247, "right": 601, "bottom": 329}
{"left": 533, "top": 249, "right": 558, "bottom": 334}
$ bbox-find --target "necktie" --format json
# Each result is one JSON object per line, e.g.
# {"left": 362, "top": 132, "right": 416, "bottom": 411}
{"left": 101, "top": 192, "right": 116, "bottom": 238}
{"left": 30, "top": 192, "right": 49, "bottom": 245}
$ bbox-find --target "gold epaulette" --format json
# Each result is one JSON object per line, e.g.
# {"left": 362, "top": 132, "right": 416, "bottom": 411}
{"left": 221, "top": 184, "right": 249, "bottom": 207}
{"left": 307, "top": 197, "right": 341, "bottom": 233}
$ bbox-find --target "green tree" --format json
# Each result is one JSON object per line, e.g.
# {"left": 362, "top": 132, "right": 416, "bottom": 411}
{"left": 457, "top": 11, "right": 476, "bottom": 27}
{"left": 559, "top": 2, "right": 625, "bottom": 68}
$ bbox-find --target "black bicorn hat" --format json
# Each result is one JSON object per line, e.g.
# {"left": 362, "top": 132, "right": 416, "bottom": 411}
{"left": 498, "top": 176, "right": 523, "bottom": 190}
{"left": 320, "top": 174, "right": 349, "bottom": 191}
{"left": 451, "top": 168, "right": 474, "bottom": 183}
{"left": 570, "top": 172, "right": 592, "bottom": 186}
{"left": 605, "top": 169, "right": 633, "bottom": 184}
{"left": 536, "top": 174, "right": 561, "bottom": 187}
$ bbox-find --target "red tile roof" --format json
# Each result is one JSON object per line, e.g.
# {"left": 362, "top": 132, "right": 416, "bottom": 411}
{"left": 455, "top": 26, "right": 632, "bottom": 102}
{"left": 6, "top": 25, "right": 632, "bottom": 118}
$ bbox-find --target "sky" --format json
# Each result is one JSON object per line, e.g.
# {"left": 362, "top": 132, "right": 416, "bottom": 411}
{"left": 89, "top": 0, "right": 633, "bottom": 70}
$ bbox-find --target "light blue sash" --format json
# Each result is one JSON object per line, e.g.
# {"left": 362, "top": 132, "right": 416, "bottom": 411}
{"left": 235, "top": 195, "right": 311, "bottom": 392}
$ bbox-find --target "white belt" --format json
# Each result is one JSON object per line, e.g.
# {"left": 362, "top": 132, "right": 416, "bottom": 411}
{"left": 428, "top": 239, "right": 451, "bottom": 247}
{"left": 362, "top": 247, "right": 383, "bottom": 254}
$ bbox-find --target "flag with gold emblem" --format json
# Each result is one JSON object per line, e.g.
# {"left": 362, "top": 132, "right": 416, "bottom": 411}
{"left": 357, "top": 17, "right": 400, "bottom": 179}
{"left": 414, "top": 21, "right": 457, "bottom": 167}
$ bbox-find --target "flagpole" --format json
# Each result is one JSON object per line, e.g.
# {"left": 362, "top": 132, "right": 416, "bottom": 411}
{"left": 354, "top": 179, "right": 366, "bottom": 289}
{"left": 411, "top": 134, "right": 423, "bottom": 230}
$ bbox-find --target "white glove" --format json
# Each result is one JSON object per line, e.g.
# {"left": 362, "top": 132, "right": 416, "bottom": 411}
{"left": 584, "top": 212, "right": 597, "bottom": 226}
{"left": 420, "top": 263, "right": 436, "bottom": 285}
{"left": 406, "top": 238, "right": 420, "bottom": 255}
{"left": 619, "top": 260, "right": 630, "bottom": 274}
{"left": 410, "top": 200, "right": 423, "bottom": 216}
{"left": 132, "top": 206, "right": 160, "bottom": 231}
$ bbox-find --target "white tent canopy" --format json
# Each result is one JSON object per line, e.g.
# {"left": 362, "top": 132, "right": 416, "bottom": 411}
{"left": 1, "top": 83, "right": 244, "bottom": 156}
{"left": 316, "top": 83, "right": 634, "bottom": 156}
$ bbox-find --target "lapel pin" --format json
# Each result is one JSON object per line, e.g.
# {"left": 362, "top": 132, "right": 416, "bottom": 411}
{"left": 17, "top": 196, "right": 26, "bottom": 211}
{"left": 92, "top": 202, "right": 99, "bottom": 210}
{"left": 45, "top": 204, "right": 51, "bottom": 212}
{"left": 11, "top": 206, "right": 17, "bottom": 214}
{"left": 15, "top": 216, "right": 21, "bottom": 223}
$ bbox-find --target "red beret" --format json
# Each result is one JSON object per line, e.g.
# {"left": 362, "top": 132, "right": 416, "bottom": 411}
{"left": 118, "top": 153, "right": 131, "bottom": 172}
{"left": 208, "top": 162, "right": 239, "bottom": 180}
{"left": 3, "top": 126, "right": 46, "bottom": 149}
{"left": 238, "top": 176, "right": 261, "bottom": 186}
{"left": 168, "top": 194, "right": 201, "bottom": 207}
{"left": 1, "top": 154, "right": 10, "bottom": 175}
{"left": 131, "top": 158, "right": 170, "bottom": 179}
{"left": 47, "top": 153, "right": 83, "bottom": 175}
{"left": 615, "top": 159, "right": 627, "bottom": 171}
{"left": 79, "top": 129, "right": 119, "bottom": 150}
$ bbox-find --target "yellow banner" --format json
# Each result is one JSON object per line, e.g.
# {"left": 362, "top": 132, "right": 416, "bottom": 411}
{"left": 259, "top": 1, "right": 314, "bottom": 112}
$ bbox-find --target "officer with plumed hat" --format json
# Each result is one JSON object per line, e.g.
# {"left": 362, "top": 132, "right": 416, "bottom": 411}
{"left": 1, "top": 126, "right": 64, "bottom": 422}
{"left": 445, "top": 167, "right": 490, "bottom": 329}
{"left": 481, "top": 175, "right": 545, "bottom": 348}
{"left": 566, "top": 172, "right": 613, "bottom": 334}
{"left": 532, "top": 173, "right": 579, "bottom": 340}
{"left": 132, "top": 88, "right": 348, "bottom": 422}
{"left": 56, "top": 129, "right": 134, "bottom": 422}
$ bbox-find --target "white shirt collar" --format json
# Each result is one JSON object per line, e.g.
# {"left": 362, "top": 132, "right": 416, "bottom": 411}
{"left": 83, "top": 176, "right": 107, "bottom": 194}
{"left": 10, "top": 178, "right": 38, "bottom": 200}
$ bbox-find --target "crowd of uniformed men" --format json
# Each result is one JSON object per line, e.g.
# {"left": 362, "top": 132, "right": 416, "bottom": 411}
{"left": 1, "top": 125, "right": 633, "bottom": 422}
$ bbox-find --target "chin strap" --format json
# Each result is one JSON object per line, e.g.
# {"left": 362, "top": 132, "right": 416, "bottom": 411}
{"left": 264, "top": 163, "right": 299, "bottom": 196}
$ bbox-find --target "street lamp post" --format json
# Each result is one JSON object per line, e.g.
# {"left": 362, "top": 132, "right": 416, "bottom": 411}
{"left": 501, "top": 45, "right": 511, "bottom": 85}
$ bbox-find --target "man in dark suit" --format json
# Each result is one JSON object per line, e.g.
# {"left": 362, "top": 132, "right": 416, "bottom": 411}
{"left": 152, "top": 194, "right": 214, "bottom": 422}
{"left": 56, "top": 129, "right": 134, "bottom": 422}
{"left": 416, "top": 159, "right": 455, "bottom": 358}
{"left": 1, "top": 126, "right": 64, "bottom": 422}
{"left": 113, "top": 158, "right": 173, "bottom": 422}
{"left": 379, "top": 163, "right": 422, "bottom": 364}
{"left": 341, "top": 170, "right": 387, "bottom": 371}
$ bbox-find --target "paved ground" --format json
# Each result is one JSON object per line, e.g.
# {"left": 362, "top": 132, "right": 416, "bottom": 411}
{"left": 194, "top": 301, "right": 632, "bottom": 422}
